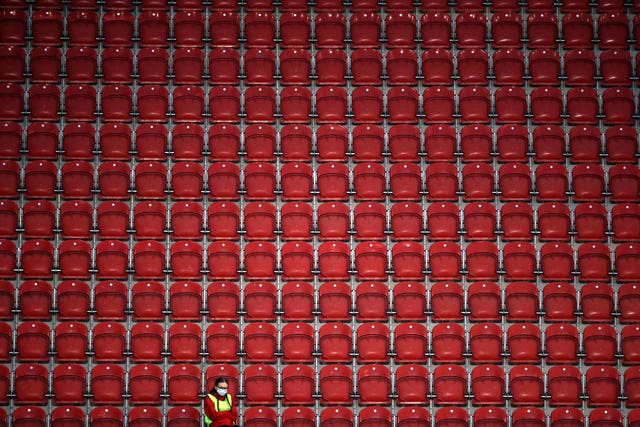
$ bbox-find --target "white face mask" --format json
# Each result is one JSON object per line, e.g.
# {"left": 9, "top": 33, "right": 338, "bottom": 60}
{"left": 216, "top": 387, "right": 228, "bottom": 396}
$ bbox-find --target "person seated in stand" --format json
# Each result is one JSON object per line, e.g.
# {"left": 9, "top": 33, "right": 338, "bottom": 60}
{"left": 204, "top": 377, "right": 239, "bottom": 427}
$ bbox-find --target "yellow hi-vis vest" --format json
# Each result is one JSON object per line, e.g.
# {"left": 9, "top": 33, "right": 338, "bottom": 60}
{"left": 204, "top": 393, "right": 233, "bottom": 427}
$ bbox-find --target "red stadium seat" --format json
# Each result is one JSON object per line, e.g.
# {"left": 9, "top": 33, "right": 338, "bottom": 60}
{"left": 551, "top": 407, "right": 584, "bottom": 427}
{"left": 133, "top": 201, "right": 166, "bottom": 240}
{"left": 316, "top": 124, "right": 348, "bottom": 162}
{"left": 473, "top": 407, "right": 507, "bottom": 426}
{"left": 539, "top": 242, "right": 573, "bottom": 282}
{"left": 319, "top": 281, "right": 352, "bottom": 321}
{"left": 494, "top": 88, "right": 527, "bottom": 127}
{"left": 168, "top": 322, "right": 202, "bottom": 362}
{"left": 420, "top": 12, "right": 451, "bottom": 48}
{"left": 174, "top": 11, "right": 204, "bottom": 47}
{"left": 318, "top": 241, "right": 351, "bottom": 280}
{"left": 509, "top": 365, "right": 544, "bottom": 406}
{"left": 469, "top": 322, "right": 502, "bottom": 363}
{"left": 133, "top": 240, "right": 166, "bottom": 280}
{"left": 244, "top": 241, "right": 276, "bottom": 280}
{"left": 456, "top": 12, "right": 487, "bottom": 48}
{"left": 574, "top": 203, "right": 608, "bottom": 242}
{"left": 616, "top": 243, "right": 640, "bottom": 282}
{"left": 244, "top": 364, "right": 277, "bottom": 405}
{"left": 391, "top": 202, "right": 424, "bottom": 241}
{"left": 508, "top": 323, "right": 542, "bottom": 364}
{"left": 0, "top": 83, "right": 23, "bottom": 121}
{"left": 386, "top": 49, "right": 418, "bottom": 86}
{"left": 56, "top": 280, "right": 90, "bottom": 320}
{"left": 612, "top": 203, "right": 640, "bottom": 242}
{"left": 206, "top": 241, "right": 240, "bottom": 280}
{"left": 541, "top": 282, "right": 576, "bottom": 323}
{"left": 492, "top": 12, "right": 522, "bottom": 48}
{"left": 356, "top": 281, "right": 389, "bottom": 321}
{"left": 471, "top": 365, "right": 506, "bottom": 405}
{"left": 170, "top": 241, "right": 203, "bottom": 280}
{"left": 609, "top": 164, "right": 640, "bottom": 203}
{"left": 206, "top": 281, "right": 239, "bottom": 321}
{"left": 315, "top": 49, "right": 347, "bottom": 86}
{"left": 423, "top": 86, "right": 455, "bottom": 123}
{"left": 280, "top": 322, "right": 314, "bottom": 363}
{"left": 281, "top": 281, "right": 313, "bottom": 321}
{"left": 547, "top": 365, "right": 583, "bottom": 406}
{"left": 563, "top": 48, "right": 596, "bottom": 87}
{"left": 622, "top": 325, "right": 640, "bottom": 365}
{"left": 89, "top": 406, "right": 124, "bottom": 426}
{"left": 281, "top": 241, "right": 314, "bottom": 280}
{"left": 280, "top": 12, "right": 311, "bottom": 48}
{"left": 493, "top": 48, "right": 525, "bottom": 86}
{"left": 93, "top": 321, "right": 126, "bottom": 361}
{"left": 586, "top": 366, "right": 620, "bottom": 407}
{"left": 598, "top": 12, "right": 629, "bottom": 49}
{"left": 579, "top": 282, "right": 613, "bottom": 324}
{"left": 245, "top": 12, "right": 276, "bottom": 48}
{"left": 281, "top": 162, "right": 313, "bottom": 201}
{"left": 457, "top": 49, "right": 488, "bottom": 87}
{"left": 209, "top": 12, "right": 240, "bottom": 47}
{"left": 315, "top": 13, "right": 346, "bottom": 48}
{"left": 168, "top": 281, "right": 201, "bottom": 321}
{"left": 431, "top": 282, "right": 463, "bottom": 321}
{"left": 0, "top": 200, "right": 16, "bottom": 239}
{"left": 206, "top": 322, "right": 239, "bottom": 362}
{"left": 134, "top": 47, "right": 169, "bottom": 84}
{"left": 52, "top": 364, "right": 87, "bottom": 405}
{"left": 504, "top": 282, "right": 538, "bottom": 322}
{"left": 320, "top": 364, "right": 353, "bottom": 405}
{"left": 244, "top": 281, "right": 277, "bottom": 321}
{"left": 433, "top": 364, "right": 467, "bottom": 405}
{"left": 421, "top": 49, "right": 453, "bottom": 86}
{"left": 357, "top": 365, "right": 391, "bottom": 405}
{"left": 0, "top": 9, "right": 27, "bottom": 45}
{"left": 319, "top": 322, "right": 352, "bottom": 363}
{"left": 583, "top": 324, "right": 617, "bottom": 365}
{"left": 94, "top": 280, "right": 127, "bottom": 320}
{"left": 171, "top": 201, "right": 203, "bottom": 240}
{"left": 91, "top": 363, "right": 125, "bottom": 405}
{"left": 166, "top": 364, "right": 201, "bottom": 405}
{"left": 385, "top": 13, "right": 416, "bottom": 48}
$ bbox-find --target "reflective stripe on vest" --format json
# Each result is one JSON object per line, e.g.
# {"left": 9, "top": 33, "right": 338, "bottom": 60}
{"left": 204, "top": 394, "right": 233, "bottom": 426}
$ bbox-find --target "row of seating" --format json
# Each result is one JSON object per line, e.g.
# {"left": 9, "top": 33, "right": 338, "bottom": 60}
{"left": 4, "top": 45, "right": 640, "bottom": 88}
{"left": 5, "top": 406, "right": 640, "bottom": 427}
{"left": 2, "top": 361, "right": 636, "bottom": 407}
{"left": 1, "top": 0, "right": 637, "bottom": 13}
{"left": 4, "top": 317, "right": 640, "bottom": 365}
{"left": 2, "top": 198, "right": 638, "bottom": 243}
{"left": 2, "top": 122, "right": 637, "bottom": 165}
{"left": 1, "top": 159, "right": 637, "bottom": 203}
{"left": 1, "top": 237, "right": 638, "bottom": 281}
{"left": 1, "top": 9, "right": 638, "bottom": 50}
{"left": 5, "top": 46, "right": 640, "bottom": 89}
{"left": 3, "top": 83, "right": 640, "bottom": 125}
{"left": 5, "top": 278, "right": 640, "bottom": 323}
{"left": 6, "top": 405, "right": 200, "bottom": 427}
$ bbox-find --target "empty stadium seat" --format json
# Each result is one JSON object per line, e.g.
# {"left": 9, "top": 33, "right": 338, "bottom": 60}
{"left": 318, "top": 281, "right": 351, "bottom": 321}
{"left": 52, "top": 363, "right": 87, "bottom": 405}
{"left": 431, "top": 281, "right": 464, "bottom": 321}
{"left": 471, "top": 365, "right": 506, "bottom": 406}
{"left": 586, "top": 366, "right": 621, "bottom": 407}
{"left": 354, "top": 203, "right": 386, "bottom": 241}
{"left": 206, "top": 281, "right": 240, "bottom": 321}
{"left": 242, "top": 281, "right": 276, "bottom": 322}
